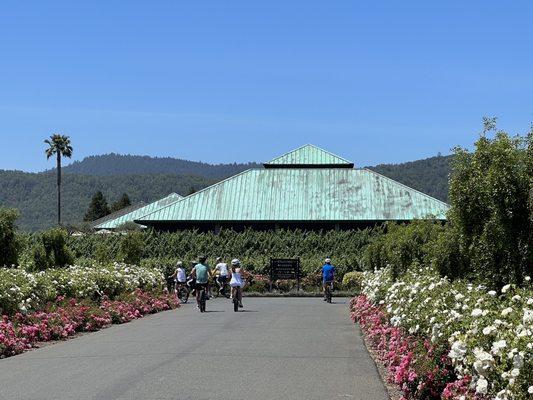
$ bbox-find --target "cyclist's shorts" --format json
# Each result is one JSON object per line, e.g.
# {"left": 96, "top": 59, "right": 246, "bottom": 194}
{"left": 217, "top": 276, "right": 228, "bottom": 284}
{"left": 196, "top": 282, "right": 208, "bottom": 290}
{"left": 323, "top": 279, "right": 334, "bottom": 284}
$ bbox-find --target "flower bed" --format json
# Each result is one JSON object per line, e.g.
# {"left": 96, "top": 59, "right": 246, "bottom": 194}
{"left": 0, "top": 263, "right": 164, "bottom": 315}
{"left": 351, "top": 267, "right": 532, "bottom": 399}
{"left": 0, "top": 289, "right": 178, "bottom": 358}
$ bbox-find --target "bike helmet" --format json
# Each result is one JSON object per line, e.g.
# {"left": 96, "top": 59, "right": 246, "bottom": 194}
{"left": 231, "top": 258, "right": 241, "bottom": 266}
{"left": 216, "top": 257, "right": 222, "bottom": 262}
{"left": 325, "top": 258, "right": 331, "bottom": 263}
{"left": 198, "top": 255, "right": 207, "bottom": 263}
{"left": 176, "top": 261, "right": 183, "bottom": 267}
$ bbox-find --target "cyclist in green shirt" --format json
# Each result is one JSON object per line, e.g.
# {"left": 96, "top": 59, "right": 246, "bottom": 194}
{"left": 191, "top": 256, "right": 211, "bottom": 305}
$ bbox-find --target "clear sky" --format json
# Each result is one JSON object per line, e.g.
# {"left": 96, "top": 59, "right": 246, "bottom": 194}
{"left": 1, "top": 1, "right": 532, "bottom": 172}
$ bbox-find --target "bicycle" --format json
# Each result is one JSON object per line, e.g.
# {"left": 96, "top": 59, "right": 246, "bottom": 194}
{"left": 232, "top": 286, "right": 242, "bottom": 312}
{"left": 213, "top": 277, "right": 231, "bottom": 299}
{"left": 176, "top": 282, "right": 190, "bottom": 304}
{"left": 197, "top": 285, "right": 207, "bottom": 312}
{"left": 324, "top": 282, "right": 332, "bottom": 303}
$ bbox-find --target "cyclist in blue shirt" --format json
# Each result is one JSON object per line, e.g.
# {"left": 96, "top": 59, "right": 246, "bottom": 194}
{"left": 321, "top": 258, "right": 335, "bottom": 301}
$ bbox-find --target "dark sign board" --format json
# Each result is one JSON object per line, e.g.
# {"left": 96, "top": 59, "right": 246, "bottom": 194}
{"left": 270, "top": 258, "right": 300, "bottom": 291}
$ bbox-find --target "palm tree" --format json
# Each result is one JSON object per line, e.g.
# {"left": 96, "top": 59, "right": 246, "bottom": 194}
{"left": 45, "top": 134, "right": 73, "bottom": 226}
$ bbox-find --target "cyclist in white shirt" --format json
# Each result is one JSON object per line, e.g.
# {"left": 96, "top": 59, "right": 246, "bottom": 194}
{"left": 213, "top": 257, "right": 229, "bottom": 295}
{"left": 171, "top": 261, "right": 187, "bottom": 292}
{"left": 229, "top": 259, "right": 244, "bottom": 308}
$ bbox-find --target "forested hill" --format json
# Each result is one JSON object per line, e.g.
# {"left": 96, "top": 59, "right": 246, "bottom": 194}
{"left": 367, "top": 154, "right": 452, "bottom": 202}
{"left": 58, "top": 154, "right": 261, "bottom": 179}
{"left": 1, "top": 153, "right": 452, "bottom": 231}
{"left": 0, "top": 171, "right": 213, "bottom": 231}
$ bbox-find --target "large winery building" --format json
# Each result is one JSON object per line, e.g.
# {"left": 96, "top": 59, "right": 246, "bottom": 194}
{"left": 130, "top": 145, "right": 448, "bottom": 231}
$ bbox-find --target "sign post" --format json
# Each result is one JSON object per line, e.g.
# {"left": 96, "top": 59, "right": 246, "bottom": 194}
{"left": 269, "top": 258, "right": 301, "bottom": 292}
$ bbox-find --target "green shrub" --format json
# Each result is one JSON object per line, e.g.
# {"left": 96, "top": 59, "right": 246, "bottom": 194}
{"left": 42, "top": 228, "right": 74, "bottom": 267}
{"left": 362, "top": 220, "right": 445, "bottom": 279}
{"left": 119, "top": 231, "right": 144, "bottom": 264}
{"left": 245, "top": 279, "right": 269, "bottom": 293}
{"left": 0, "top": 208, "right": 20, "bottom": 267}
{"left": 32, "top": 241, "right": 51, "bottom": 271}
{"left": 29, "top": 228, "right": 74, "bottom": 271}
{"left": 301, "top": 273, "right": 322, "bottom": 292}
{"left": 447, "top": 124, "right": 532, "bottom": 287}
{"left": 140, "top": 257, "right": 181, "bottom": 277}
{"left": 342, "top": 271, "right": 364, "bottom": 291}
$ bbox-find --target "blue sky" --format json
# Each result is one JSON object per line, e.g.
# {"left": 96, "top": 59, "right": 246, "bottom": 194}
{"left": 1, "top": 1, "right": 532, "bottom": 171}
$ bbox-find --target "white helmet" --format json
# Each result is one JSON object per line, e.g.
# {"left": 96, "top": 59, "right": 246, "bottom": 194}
{"left": 231, "top": 258, "right": 241, "bottom": 266}
{"left": 325, "top": 258, "right": 331, "bottom": 263}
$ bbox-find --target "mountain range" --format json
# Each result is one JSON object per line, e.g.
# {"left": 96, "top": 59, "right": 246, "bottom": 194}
{"left": 0, "top": 153, "right": 452, "bottom": 231}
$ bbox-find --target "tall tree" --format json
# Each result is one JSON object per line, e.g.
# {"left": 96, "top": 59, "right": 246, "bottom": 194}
{"left": 110, "top": 193, "right": 132, "bottom": 213}
{"left": 45, "top": 134, "right": 73, "bottom": 225}
{"left": 447, "top": 118, "right": 532, "bottom": 286}
{"left": 84, "top": 191, "right": 110, "bottom": 222}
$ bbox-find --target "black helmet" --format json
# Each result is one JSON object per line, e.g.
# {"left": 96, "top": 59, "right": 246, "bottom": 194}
{"left": 198, "top": 255, "right": 207, "bottom": 263}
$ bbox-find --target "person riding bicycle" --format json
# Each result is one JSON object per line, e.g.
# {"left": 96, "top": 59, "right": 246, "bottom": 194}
{"left": 321, "top": 258, "right": 335, "bottom": 301}
{"left": 171, "top": 261, "right": 187, "bottom": 289}
{"left": 191, "top": 256, "right": 211, "bottom": 306}
{"left": 213, "top": 257, "right": 229, "bottom": 295}
{"left": 229, "top": 259, "right": 244, "bottom": 308}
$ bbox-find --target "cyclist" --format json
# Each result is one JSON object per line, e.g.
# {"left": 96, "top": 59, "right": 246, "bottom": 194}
{"left": 191, "top": 256, "right": 211, "bottom": 306}
{"left": 229, "top": 259, "right": 244, "bottom": 308}
{"left": 171, "top": 261, "right": 187, "bottom": 288}
{"left": 321, "top": 258, "right": 335, "bottom": 301}
{"left": 213, "top": 257, "right": 229, "bottom": 296}
{"left": 171, "top": 261, "right": 187, "bottom": 298}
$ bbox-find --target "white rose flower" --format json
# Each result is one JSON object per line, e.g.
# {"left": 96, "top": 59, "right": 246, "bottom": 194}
{"left": 449, "top": 341, "right": 467, "bottom": 360}
{"left": 523, "top": 309, "right": 533, "bottom": 325}
{"left": 501, "top": 307, "right": 513, "bottom": 317}
{"left": 491, "top": 340, "right": 506, "bottom": 355}
{"left": 501, "top": 284, "right": 511, "bottom": 293}
{"left": 488, "top": 290, "right": 497, "bottom": 296}
{"left": 513, "top": 353, "right": 524, "bottom": 369}
{"left": 510, "top": 368, "right": 520, "bottom": 377}
{"left": 473, "top": 348, "right": 494, "bottom": 376}
{"left": 471, "top": 308, "right": 483, "bottom": 317}
{"left": 483, "top": 326, "right": 496, "bottom": 335}
{"left": 475, "top": 377, "right": 488, "bottom": 395}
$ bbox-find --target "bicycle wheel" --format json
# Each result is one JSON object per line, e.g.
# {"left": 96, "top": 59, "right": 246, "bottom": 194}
{"left": 222, "top": 284, "right": 231, "bottom": 299}
{"left": 233, "top": 296, "right": 239, "bottom": 312}
{"left": 200, "top": 289, "right": 206, "bottom": 312}
{"left": 178, "top": 287, "right": 189, "bottom": 303}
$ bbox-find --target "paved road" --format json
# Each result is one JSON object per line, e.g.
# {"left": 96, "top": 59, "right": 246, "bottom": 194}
{"left": 0, "top": 297, "right": 388, "bottom": 400}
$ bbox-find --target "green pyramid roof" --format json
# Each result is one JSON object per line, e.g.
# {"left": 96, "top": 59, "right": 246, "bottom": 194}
{"left": 136, "top": 168, "right": 448, "bottom": 224}
{"left": 95, "top": 193, "right": 182, "bottom": 230}
{"left": 264, "top": 144, "right": 354, "bottom": 168}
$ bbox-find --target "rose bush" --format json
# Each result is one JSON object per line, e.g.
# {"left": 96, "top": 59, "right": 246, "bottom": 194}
{"left": 0, "top": 290, "right": 178, "bottom": 358}
{"left": 352, "top": 266, "right": 532, "bottom": 399}
{"left": 0, "top": 263, "right": 165, "bottom": 315}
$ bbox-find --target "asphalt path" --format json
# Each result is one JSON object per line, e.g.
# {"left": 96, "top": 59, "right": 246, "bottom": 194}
{"left": 0, "top": 297, "right": 388, "bottom": 400}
